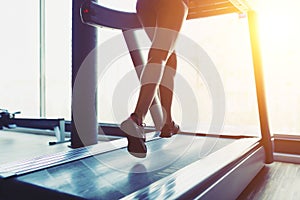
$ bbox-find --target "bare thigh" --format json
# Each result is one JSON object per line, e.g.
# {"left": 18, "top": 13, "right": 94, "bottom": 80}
{"left": 137, "top": 0, "right": 188, "bottom": 58}
{"left": 136, "top": 0, "right": 157, "bottom": 40}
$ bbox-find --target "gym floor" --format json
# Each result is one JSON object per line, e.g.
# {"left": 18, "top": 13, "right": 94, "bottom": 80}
{"left": 238, "top": 162, "right": 300, "bottom": 200}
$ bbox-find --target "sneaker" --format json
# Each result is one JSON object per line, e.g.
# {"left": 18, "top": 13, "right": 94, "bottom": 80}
{"left": 120, "top": 113, "right": 147, "bottom": 158}
{"left": 160, "top": 121, "right": 180, "bottom": 138}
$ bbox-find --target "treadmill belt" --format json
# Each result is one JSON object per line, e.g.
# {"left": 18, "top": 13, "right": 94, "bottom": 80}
{"left": 6, "top": 135, "right": 235, "bottom": 199}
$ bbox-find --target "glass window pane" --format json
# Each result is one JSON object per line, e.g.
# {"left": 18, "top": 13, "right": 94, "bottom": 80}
{"left": 177, "top": 14, "right": 260, "bottom": 136}
{"left": 259, "top": 0, "right": 300, "bottom": 135}
{"left": 96, "top": 0, "right": 139, "bottom": 125}
{"left": 97, "top": 28, "right": 137, "bottom": 124}
{"left": 0, "top": 1, "right": 39, "bottom": 117}
{"left": 45, "top": 0, "right": 72, "bottom": 120}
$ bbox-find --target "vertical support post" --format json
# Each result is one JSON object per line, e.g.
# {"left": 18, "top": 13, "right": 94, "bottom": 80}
{"left": 71, "top": 0, "right": 98, "bottom": 148}
{"left": 59, "top": 119, "right": 66, "bottom": 142}
{"left": 39, "top": 0, "right": 46, "bottom": 117}
{"left": 247, "top": 11, "right": 273, "bottom": 163}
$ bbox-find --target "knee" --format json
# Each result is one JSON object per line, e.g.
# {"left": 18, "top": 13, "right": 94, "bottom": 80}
{"left": 148, "top": 48, "right": 169, "bottom": 65}
{"left": 166, "top": 52, "right": 177, "bottom": 70}
{"left": 162, "top": 52, "right": 177, "bottom": 81}
{"left": 141, "top": 62, "right": 165, "bottom": 85}
{"left": 141, "top": 48, "right": 168, "bottom": 85}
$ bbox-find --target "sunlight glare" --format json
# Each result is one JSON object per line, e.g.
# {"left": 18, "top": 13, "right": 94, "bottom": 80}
{"left": 256, "top": 0, "right": 300, "bottom": 70}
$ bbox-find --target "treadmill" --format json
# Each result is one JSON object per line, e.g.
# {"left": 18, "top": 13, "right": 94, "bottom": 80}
{"left": 0, "top": 133, "right": 265, "bottom": 199}
{"left": 0, "top": 0, "right": 273, "bottom": 199}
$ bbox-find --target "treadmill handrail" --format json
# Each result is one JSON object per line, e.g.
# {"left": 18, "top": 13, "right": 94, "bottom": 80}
{"left": 81, "top": 0, "right": 141, "bottom": 30}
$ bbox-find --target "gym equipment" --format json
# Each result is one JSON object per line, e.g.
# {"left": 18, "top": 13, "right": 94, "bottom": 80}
{"left": 0, "top": 0, "right": 273, "bottom": 199}
{"left": 10, "top": 118, "right": 68, "bottom": 145}
{"left": 0, "top": 109, "right": 20, "bottom": 129}
{"left": 0, "top": 134, "right": 263, "bottom": 199}
{"left": 0, "top": 109, "right": 68, "bottom": 145}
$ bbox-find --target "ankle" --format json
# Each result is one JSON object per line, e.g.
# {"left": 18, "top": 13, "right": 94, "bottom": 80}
{"left": 130, "top": 113, "right": 143, "bottom": 126}
{"left": 164, "top": 119, "right": 173, "bottom": 126}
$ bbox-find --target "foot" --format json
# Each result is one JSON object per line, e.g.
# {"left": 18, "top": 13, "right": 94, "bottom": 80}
{"left": 120, "top": 113, "right": 147, "bottom": 158}
{"left": 160, "top": 121, "right": 180, "bottom": 138}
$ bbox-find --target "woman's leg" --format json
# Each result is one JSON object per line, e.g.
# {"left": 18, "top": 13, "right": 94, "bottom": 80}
{"left": 160, "top": 51, "right": 177, "bottom": 125}
{"left": 121, "top": 0, "right": 188, "bottom": 157}
{"left": 134, "top": 0, "right": 160, "bottom": 125}
{"left": 134, "top": 0, "right": 188, "bottom": 122}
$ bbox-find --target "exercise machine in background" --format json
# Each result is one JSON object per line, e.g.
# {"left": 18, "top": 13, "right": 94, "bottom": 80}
{"left": 0, "top": 109, "right": 67, "bottom": 145}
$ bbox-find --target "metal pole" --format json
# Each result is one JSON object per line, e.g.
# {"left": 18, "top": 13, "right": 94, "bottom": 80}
{"left": 71, "top": 0, "right": 98, "bottom": 148}
{"left": 247, "top": 10, "right": 274, "bottom": 163}
{"left": 39, "top": 0, "right": 46, "bottom": 117}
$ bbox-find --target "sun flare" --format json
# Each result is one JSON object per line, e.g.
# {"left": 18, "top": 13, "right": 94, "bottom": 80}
{"left": 256, "top": 0, "right": 300, "bottom": 70}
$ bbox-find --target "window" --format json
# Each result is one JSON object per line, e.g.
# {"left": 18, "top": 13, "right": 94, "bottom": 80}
{"left": 2, "top": 0, "right": 299, "bottom": 137}
{"left": 259, "top": 0, "right": 300, "bottom": 135}
{"left": 44, "top": 0, "right": 72, "bottom": 119}
{"left": 0, "top": 1, "right": 40, "bottom": 117}
{"left": 179, "top": 14, "right": 260, "bottom": 136}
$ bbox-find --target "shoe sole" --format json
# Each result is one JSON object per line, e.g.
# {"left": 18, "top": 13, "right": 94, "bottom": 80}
{"left": 120, "top": 119, "right": 147, "bottom": 158}
{"left": 160, "top": 132, "right": 178, "bottom": 138}
{"left": 160, "top": 128, "right": 180, "bottom": 138}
